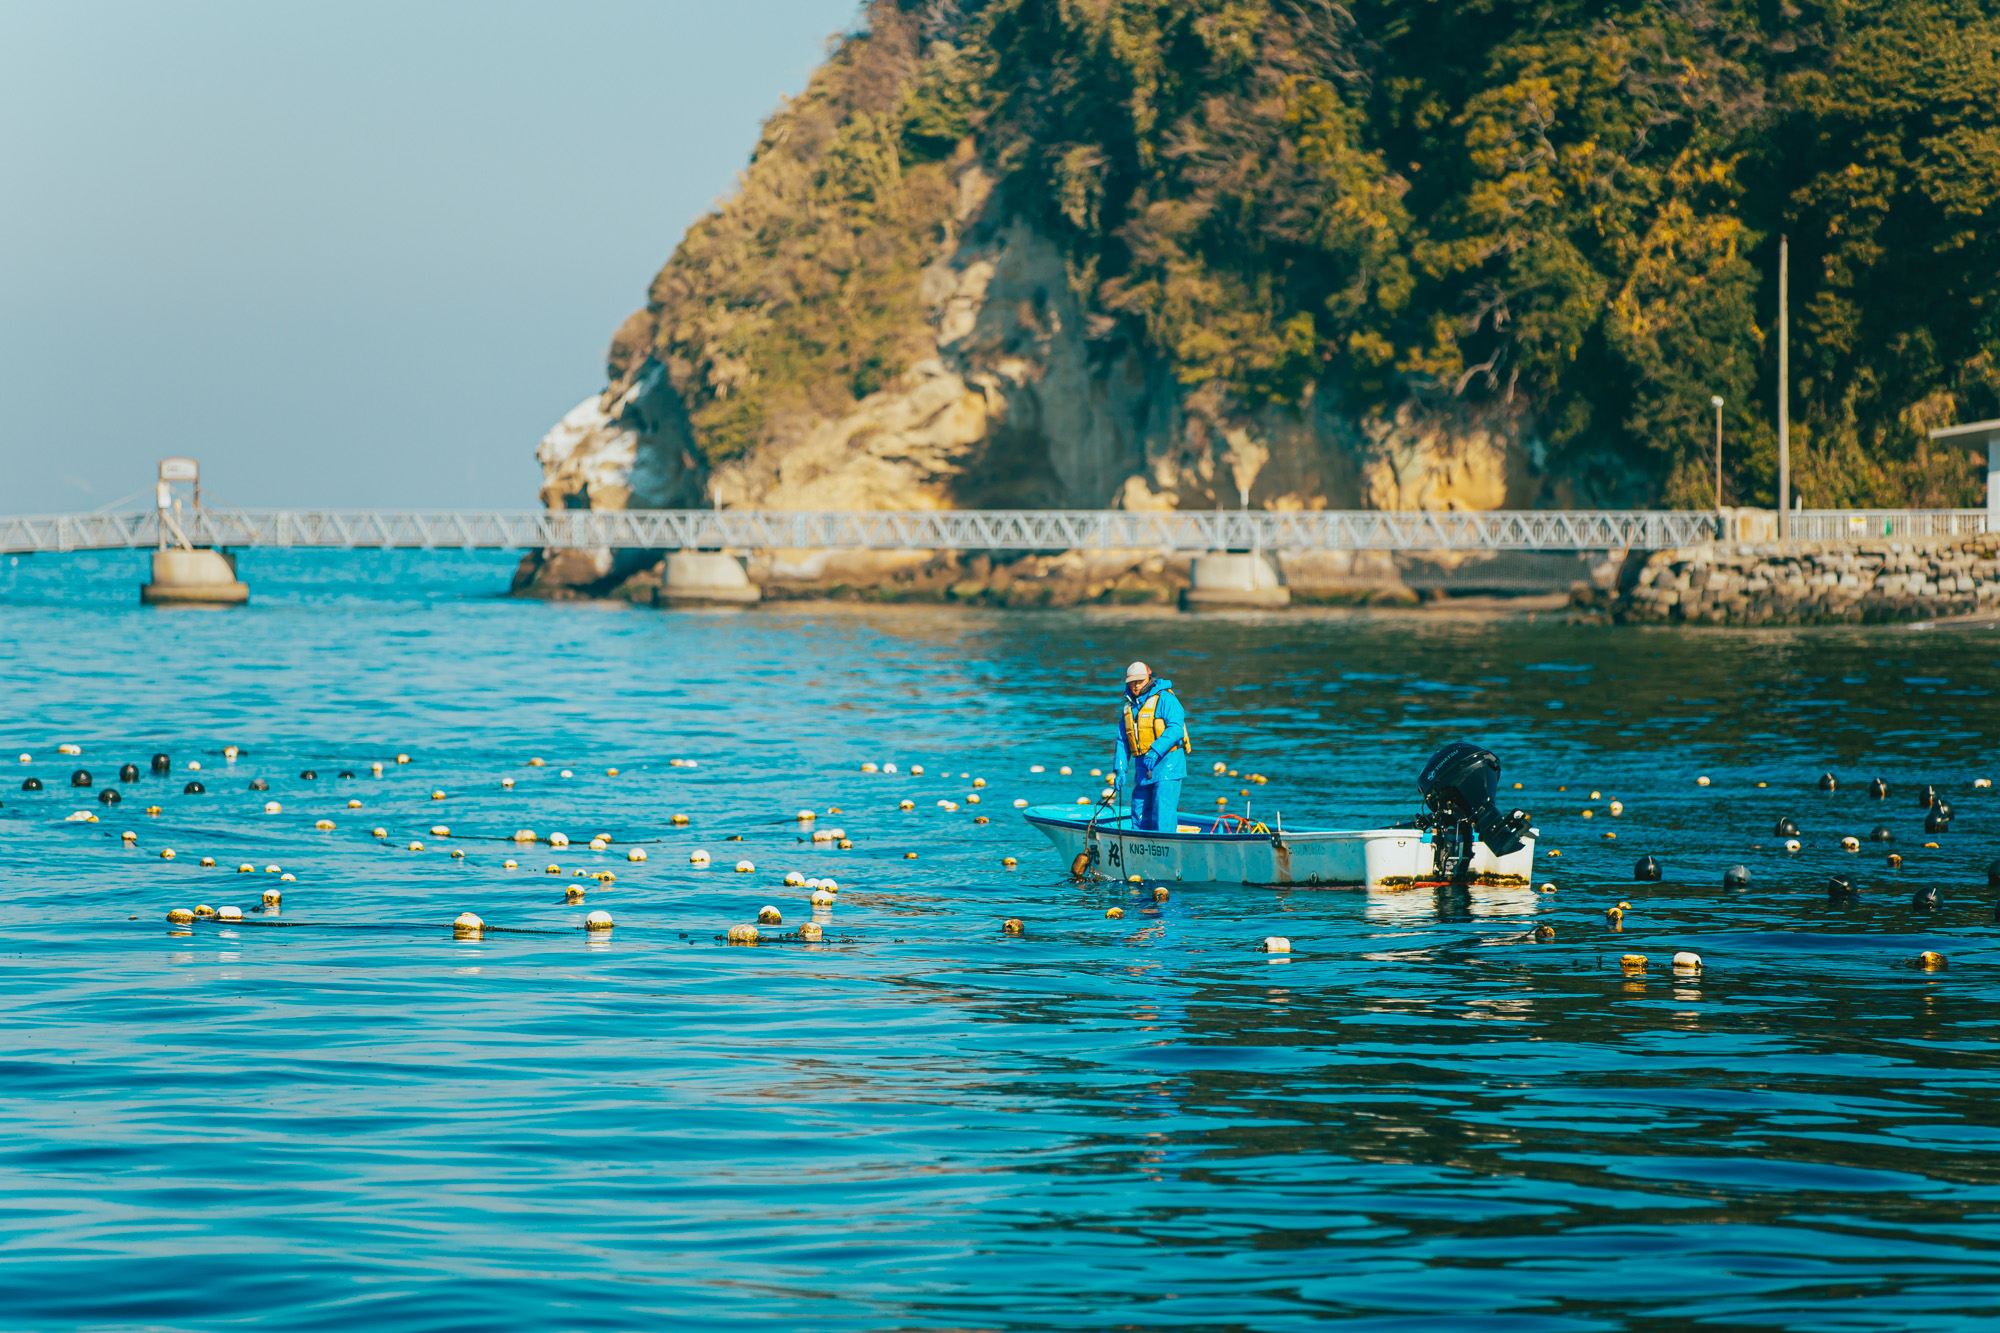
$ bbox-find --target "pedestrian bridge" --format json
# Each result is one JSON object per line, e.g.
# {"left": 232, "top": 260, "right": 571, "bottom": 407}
{"left": 4, "top": 506, "right": 1988, "bottom": 557}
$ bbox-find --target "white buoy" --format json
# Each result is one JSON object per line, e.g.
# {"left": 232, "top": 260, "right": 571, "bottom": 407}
{"left": 217, "top": 906, "right": 242, "bottom": 921}
{"left": 566, "top": 885, "right": 585, "bottom": 902}
{"left": 726, "top": 923, "right": 758, "bottom": 943}
{"left": 502, "top": 777, "right": 515, "bottom": 788}
{"left": 315, "top": 819, "right": 335, "bottom": 829}
{"left": 453, "top": 912, "right": 484, "bottom": 937}
{"left": 1785, "top": 838, "right": 1801, "bottom": 852}
{"left": 797, "top": 809, "right": 816, "bottom": 822}
{"left": 513, "top": 829, "right": 536, "bottom": 842}
{"left": 347, "top": 799, "right": 362, "bottom": 808}
{"left": 59, "top": 743, "right": 81, "bottom": 755}
{"left": 1262, "top": 936, "right": 1291, "bottom": 953}
{"left": 758, "top": 905, "right": 782, "bottom": 924}
{"left": 589, "top": 838, "right": 608, "bottom": 851}
{"left": 560, "top": 769, "right": 573, "bottom": 778}
{"left": 430, "top": 825, "right": 449, "bottom": 837}
{"left": 810, "top": 889, "right": 835, "bottom": 906}
{"left": 371, "top": 827, "right": 387, "bottom": 838}
{"left": 263, "top": 801, "right": 281, "bottom": 814}
{"left": 820, "top": 878, "right": 837, "bottom": 891}
{"left": 785, "top": 871, "right": 805, "bottom": 886}
{"left": 861, "top": 762, "right": 878, "bottom": 772}
{"left": 1013, "top": 798, "right": 1027, "bottom": 807}
{"left": 627, "top": 848, "right": 647, "bottom": 862}
{"left": 549, "top": 832, "right": 570, "bottom": 848}
{"left": 121, "top": 830, "right": 137, "bottom": 843}
{"left": 504, "top": 859, "right": 519, "bottom": 869}
{"left": 1672, "top": 951, "right": 1702, "bottom": 971}
{"left": 1059, "top": 766, "right": 1072, "bottom": 775}
{"left": 188, "top": 761, "right": 201, "bottom": 771}
{"left": 883, "top": 763, "right": 897, "bottom": 774}
{"left": 159, "top": 848, "right": 175, "bottom": 859}
{"left": 237, "top": 863, "right": 255, "bottom": 873}
{"left": 912, "top": 765, "right": 925, "bottom": 775}
{"left": 430, "top": 789, "right": 446, "bottom": 800}
{"left": 735, "top": 859, "right": 755, "bottom": 873}
{"left": 690, "top": 850, "right": 710, "bottom": 865}
{"left": 585, "top": 910, "right": 614, "bottom": 931}
{"left": 262, "top": 888, "right": 281, "bottom": 905}
{"left": 408, "top": 841, "right": 424, "bottom": 851}
{"left": 1697, "top": 775, "right": 1711, "bottom": 786}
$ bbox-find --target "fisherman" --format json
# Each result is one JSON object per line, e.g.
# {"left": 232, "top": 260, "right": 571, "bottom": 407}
{"left": 1113, "top": 661, "right": 1190, "bottom": 832}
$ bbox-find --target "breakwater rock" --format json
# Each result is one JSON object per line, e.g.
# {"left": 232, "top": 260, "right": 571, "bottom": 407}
{"left": 1584, "top": 539, "right": 2000, "bottom": 625}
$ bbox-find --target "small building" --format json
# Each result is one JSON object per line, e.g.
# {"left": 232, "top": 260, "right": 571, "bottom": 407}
{"left": 1926, "top": 419, "right": 2000, "bottom": 516}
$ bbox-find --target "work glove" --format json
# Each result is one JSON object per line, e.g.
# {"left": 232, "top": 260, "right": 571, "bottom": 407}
{"left": 1136, "top": 753, "right": 1157, "bottom": 784}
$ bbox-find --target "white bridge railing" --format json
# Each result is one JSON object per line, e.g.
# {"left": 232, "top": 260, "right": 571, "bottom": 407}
{"left": 0, "top": 507, "right": 1985, "bottom": 556}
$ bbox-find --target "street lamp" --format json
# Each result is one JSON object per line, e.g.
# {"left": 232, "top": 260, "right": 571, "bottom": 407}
{"left": 1711, "top": 395, "right": 1725, "bottom": 512}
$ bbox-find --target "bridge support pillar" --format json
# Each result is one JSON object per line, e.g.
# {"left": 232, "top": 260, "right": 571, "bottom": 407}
{"left": 1183, "top": 552, "right": 1288, "bottom": 609}
{"left": 658, "top": 552, "right": 760, "bottom": 607}
{"left": 141, "top": 549, "right": 248, "bottom": 605}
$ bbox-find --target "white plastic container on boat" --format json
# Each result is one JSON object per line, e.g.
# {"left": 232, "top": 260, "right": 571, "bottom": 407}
{"left": 1022, "top": 805, "right": 1535, "bottom": 887}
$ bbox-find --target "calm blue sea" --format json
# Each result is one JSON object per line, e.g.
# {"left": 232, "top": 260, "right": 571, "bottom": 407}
{"left": 2, "top": 548, "right": 1998, "bottom": 1330}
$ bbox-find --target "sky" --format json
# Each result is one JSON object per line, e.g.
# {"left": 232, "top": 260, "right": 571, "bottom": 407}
{"left": 0, "top": 0, "right": 865, "bottom": 512}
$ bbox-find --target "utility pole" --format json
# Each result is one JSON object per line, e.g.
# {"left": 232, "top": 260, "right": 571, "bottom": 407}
{"left": 1778, "top": 235, "right": 1789, "bottom": 539}
{"left": 1712, "top": 395, "right": 1725, "bottom": 511}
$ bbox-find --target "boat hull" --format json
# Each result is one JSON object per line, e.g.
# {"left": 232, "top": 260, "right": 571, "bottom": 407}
{"left": 1023, "top": 806, "right": 1535, "bottom": 888}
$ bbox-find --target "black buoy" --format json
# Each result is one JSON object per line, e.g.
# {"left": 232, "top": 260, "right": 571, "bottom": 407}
{"left": 183, "top": 780, "right": 205, "bottom": 794}
{"left": 151, "top": 752, "right": 171, "bottom": 774}
{"left": 119, "top": 762, "right": 140, "bottom": 783}
{"left": 1925, "top": 808, "right": 1951, "bottom": 834}
{"left": 1634, "top": 854, "right": 1662, "bottom": 881}
{"left": 1826, "top": 874, "right": 1857, "bottom": 900}
{"left": 1934, "top": 798, "right": 1955, "bottom": 821}
{"left": 1723, "top": 864, "right": 1751, "bottom": 889}
{"left": 1774, "top": 816, "right": 1800, "bottom": 838}
{"left": 1533, "top": 924, "right": 1555, "bottom": 942}
{"left": 1911, "top": 885, "right": 1943, "bottom": 912}
{"left": 300, "top": 770, "right": 317, "bottom": 780}
{"left": 1869, "top": 777, "right": 1889, "bottom": 799}
{"left": 337, "top": 770, "right": 356, "bottom": 779}
{"left": 248, "top": 778, "right": 269, "bottom": 792}
{"left": 69, "top": 769, "right": 91, "bottom": 788}
{"left": 97, "top": 787, "right": 120, "bottom": 805}
{"left": 1987, "top": 858, "right": 2000, "bottom": 886}
{"left": 1869, "top": 825, "right": 1894, "bottom": 842}
{"left": 1818, "top": 772, "right": 1838, "bottom": 791}
{"left": 1918, "top": 784, "right": 1938, "bottom": 808}
{"left": 21, "top": 777, "right": 42, "bottom": 792}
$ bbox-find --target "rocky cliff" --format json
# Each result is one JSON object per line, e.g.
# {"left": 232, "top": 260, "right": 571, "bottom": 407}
{"left": 522, "top": 0, "right": 1993, "bottom": 599}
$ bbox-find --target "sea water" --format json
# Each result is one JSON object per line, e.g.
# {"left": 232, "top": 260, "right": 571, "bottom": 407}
{"left": 2, "top": 549, "right": 1997, "bottom": 1330}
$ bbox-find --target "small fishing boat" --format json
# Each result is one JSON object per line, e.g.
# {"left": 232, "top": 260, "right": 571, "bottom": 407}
{"left": 1021, "top": 741, "right": 1536, "bottom": 888}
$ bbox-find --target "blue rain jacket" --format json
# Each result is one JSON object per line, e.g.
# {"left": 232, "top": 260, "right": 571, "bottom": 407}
{"left": 1113, "top": 676, "right": 1188, "bottom": 790}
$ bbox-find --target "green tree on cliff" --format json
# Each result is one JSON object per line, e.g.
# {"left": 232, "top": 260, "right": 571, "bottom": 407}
{"left": 609, "top": 0, "right": 2000, "bottom": 508}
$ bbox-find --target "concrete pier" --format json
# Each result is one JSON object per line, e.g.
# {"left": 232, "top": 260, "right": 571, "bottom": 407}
{"left": 1182, "top": 552, "right": 1289, "bottom": 609}
{"left": 658, "top": 552, "right": 761, "bottom": 607}
{"left": 140, "top": 549, "right": 248, "bottom": 605}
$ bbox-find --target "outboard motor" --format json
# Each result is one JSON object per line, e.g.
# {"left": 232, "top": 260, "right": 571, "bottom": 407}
{"left": 1416, "top": 741, "right": 1531, "bottom": 882}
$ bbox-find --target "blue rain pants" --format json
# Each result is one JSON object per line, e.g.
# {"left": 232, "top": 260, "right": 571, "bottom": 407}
{"left": 1130, "top": 775, "right": 1182, "bottom": 833}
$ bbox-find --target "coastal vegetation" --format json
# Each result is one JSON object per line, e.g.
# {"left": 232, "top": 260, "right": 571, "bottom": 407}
{"left": 610, "top": 0, "right": 2000, "bottom": 508}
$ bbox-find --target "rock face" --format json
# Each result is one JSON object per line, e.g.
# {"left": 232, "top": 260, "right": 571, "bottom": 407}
{"left": 1585, "top": 539, "right": 2000, "bottom": 625}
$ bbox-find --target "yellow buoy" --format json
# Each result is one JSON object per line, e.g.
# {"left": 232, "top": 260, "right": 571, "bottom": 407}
{"left": 670, "top": 814, "right": 689, "bottom": 825}
{"left": 430, "top": 790, "right": 445, "bottom": 800}
{"left": 200, "top": 857, "right": 215, "bottom": 867}
{"left": 690, "top": 850, "right": 710, "bottom": 865}
{"left": 396, "top": 754, "right": 410, "bottom": 765}
{"left": 145, "top": 805, "right": 162, "bottom": 815}
{"left": 1918, "top": 950, "right": 1947, "bottom": 970}
{"left": 503, "top": 859, "right": 518, "bottom": 869}
{"left": 1620, "top": 954, "right": 1647, "bottom": 974}
{"left": 160, "top": 848, "right": 175, "bottom": 859}
{"left": 263, "top": 888, "right": 281, "bottom": 905}
{"left": 1003, "top": 918, "right": 1024, "bottom": 934}
{"left": 905, "top": 852, "right": 918, "bottom": 859}
{"left": 1533, "top": 924, "right": 1555, "bottom": 942}
{"left": 409, "top": 841, "right": 424, "bottom": 851}
{"left": 237, "top": 863, "right": 255, "bottom": 873}
{"left": 529, "top": 757, "right": 545, "bottom": 767}
{"left": 315, "top": 819, "right": 335, "bottom": 830}
{"left": 1697, "top": 776, "right": 1711, "bottom": 786}
{"left": 1105, "top": 907, "right": 1124, "bottom": 919}
{"left": 1058, "top": 766, "right": 1071, "bottom": 775}
{"left": 122, "top": 830, "right": 137, "bottom": 843}
{"left": 545, "top": 863, "right": 560, "bottom": 874}
{"left": 1152, "top": 886, "right": 1169, "bottom": 902}
{"left": 759, "top": 905, "right": 782, "bottom": 924}
{"left": 1001, "top": 857, "right": 1017, "bottom": 867}
{"left": 167, "top": 908, "right": 194, "bottom": 923}
{"left": 1841, "top": 836, "right": 1860, "bottom": 851}
{"left": 449, "top": 849, "right": 464, "bottom": 860}
{"left": 606, "top": 768, "right": 619, "bottom": 777}
{"left": 799, "top": 922, "right": 824, "bottom": 941}
{"left": 861, "top": 762, "right": 879, "bottom": 773}
{"left": 371, "top": 827, "right": 387, "bottom": 838}
{"left": 912, "top": 765, "right": 925, "bottom": 775}
{"left": 348, "top": 799, "right": 362, "bottom": 808}
{"left": 430, "top": 825, "right": 449, "bottom": 837}
{"left": 194, "top": 904, "right": 216, "bottom": 918}
{"left": 900, "top": 799, "right": 916, "bottom": 810}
